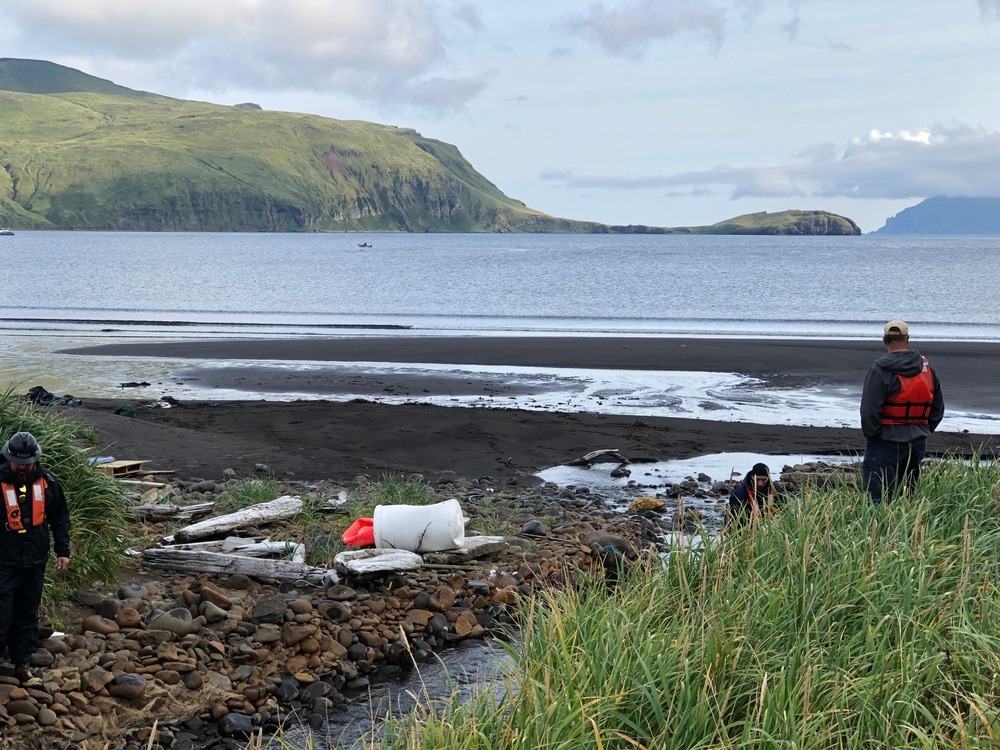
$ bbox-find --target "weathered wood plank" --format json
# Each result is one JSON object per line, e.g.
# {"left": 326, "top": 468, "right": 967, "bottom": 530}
{"left": 220, "top": 538, "right": 306, "bottom": 563}
{"left": 172, "top": 495, "right": 302, "bottom": 542}
{"left": 131, "top": 502, "right": 216, "bottom": 522}
{"left": 141, "top": 548, "right": 326, "bottom": 583}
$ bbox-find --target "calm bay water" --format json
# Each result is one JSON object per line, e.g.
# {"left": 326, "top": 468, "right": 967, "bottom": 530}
{"left": 2, "top": 231, "right": 998, "bottom": 433}
{"left": 2, "top": 231, "right": 998, "bottom": 341}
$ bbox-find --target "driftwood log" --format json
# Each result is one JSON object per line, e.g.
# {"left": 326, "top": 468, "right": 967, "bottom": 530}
{"left": 171, "top": 495, "right": 302, "bottom": 543}
{"left": 566, "top": 449, "right": 630, "bottom": 467}
{"left": 220, "top": 538, "right": 306, "bottom": 563}
{"left": 334, "top": 549, "right": 423, "bottom": 578}
{"left": 141, "top": 548, "right": 326, "bottom": 583}
{"left": 159, "top": 536, "right": 306, "bottom": 563}
{"left": 131, "top": 502, "right": 216, "bottom": 522}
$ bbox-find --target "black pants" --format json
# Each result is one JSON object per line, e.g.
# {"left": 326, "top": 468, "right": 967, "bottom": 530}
{"left": 862, "top": 438, "right": 926, "bottom": 504}
{"left": 0, "top": 564, "right": 45, "bottom": 664}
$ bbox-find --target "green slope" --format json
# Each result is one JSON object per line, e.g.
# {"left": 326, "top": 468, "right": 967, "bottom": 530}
{"left": 682, "top": 209, "right": 861, "bottom": 235}
{"left": 0, "top": 57, "right": 156, "bottom": 98}
{"left": 0, "top": 59, "right": 863, "bottom": 234}
{"left": 0, "top": 59, "right": 593, "bottom": 232}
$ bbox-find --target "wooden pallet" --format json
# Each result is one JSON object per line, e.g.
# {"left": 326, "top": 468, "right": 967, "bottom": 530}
{"left": 97, "top": 460, "right": 151, "bottom": 478}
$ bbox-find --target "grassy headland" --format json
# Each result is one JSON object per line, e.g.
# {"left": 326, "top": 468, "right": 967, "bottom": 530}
{"left": 681, "top": 209, "right": 861, "bottom": 235}
{"left": 0, "top": 60, "right": 591, "bottom": 233}
{"left": 0, "top": 59, "right": 860, "bottom": 235}
{"left": 382, "top": 458, "right": 1000, "bottom": 749}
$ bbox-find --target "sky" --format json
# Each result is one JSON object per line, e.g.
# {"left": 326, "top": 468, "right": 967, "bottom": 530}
{"left": 1, "top": 1, "right": 999, "bottom": 233}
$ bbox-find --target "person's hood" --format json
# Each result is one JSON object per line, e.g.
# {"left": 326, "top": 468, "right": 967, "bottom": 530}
{"left": 743, "top": 462, "right": 771, "bottom": 485}
{"left": 875, "top": 349, "right": 925, "bottom": 377}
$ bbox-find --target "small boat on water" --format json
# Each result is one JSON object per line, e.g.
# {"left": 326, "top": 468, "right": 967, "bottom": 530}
{"left": 358, "top": 242, "right": 372, "bottom": 248}
{"left": 0, "top": 228, "right": 13, "bottom": 236}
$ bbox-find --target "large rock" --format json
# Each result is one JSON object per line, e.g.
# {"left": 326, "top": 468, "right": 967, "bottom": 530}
{"left": 250, "top": 595, "right": 289, "bottom": 626}
{"left": 107, "top": 673, "right": 147, "bottom": 702}
{"left": 146, "top": 607, "right": 199, "bottom": 636}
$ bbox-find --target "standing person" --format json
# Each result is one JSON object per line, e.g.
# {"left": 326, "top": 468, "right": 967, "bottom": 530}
{"left": 0, "top": 431, "right": 71, "bottom": 687}
{"left": 860, "top": 320, "right": 945, "bottom": 503}
{"left": 727, "top": 462, "right": 784, "bottom": 530}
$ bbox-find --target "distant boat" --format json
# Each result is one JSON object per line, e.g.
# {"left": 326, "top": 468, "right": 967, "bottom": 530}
{"left": 0, "top": 228, "right": 13, "bottom": 236}
{"left": 358, "top": 242, "right": 372, "bottom": 248}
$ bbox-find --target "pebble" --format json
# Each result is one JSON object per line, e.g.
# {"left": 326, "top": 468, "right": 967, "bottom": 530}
{"left": 8, "top": 464, "right": 844, "bottom": 746}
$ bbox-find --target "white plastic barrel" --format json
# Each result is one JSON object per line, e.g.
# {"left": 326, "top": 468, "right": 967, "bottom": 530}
{"left": 373, "top": 498, "right": 465, "bottom": 552}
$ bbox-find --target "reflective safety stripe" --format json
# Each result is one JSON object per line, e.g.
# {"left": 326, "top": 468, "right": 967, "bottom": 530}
{"left": 1, "top": 478, "right": 47, "bottom": 531}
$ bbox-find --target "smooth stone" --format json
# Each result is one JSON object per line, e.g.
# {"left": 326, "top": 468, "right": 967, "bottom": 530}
{"left": 107, "top": 673, "right": 147, "bottom": 701}
{"left": 118, "top": 584, "right": 149, "bottom": 599}
{"left": 81, "top": 615, "right": 120, "bottom": 636}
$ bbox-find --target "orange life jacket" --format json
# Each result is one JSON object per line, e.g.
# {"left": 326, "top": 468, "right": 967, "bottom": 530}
{"left": 1, "top": 478, "right": 47, "bottom": 533}
{"left": 880, "top": 357, "right": 935, "bottom": 425}
{"left": 748, "top": 485, "right": 777, "bottom": 516}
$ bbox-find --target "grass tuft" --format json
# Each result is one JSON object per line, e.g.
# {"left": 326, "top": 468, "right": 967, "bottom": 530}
{"left": 377, "top": 456, "right": 1000, "bottom": 749}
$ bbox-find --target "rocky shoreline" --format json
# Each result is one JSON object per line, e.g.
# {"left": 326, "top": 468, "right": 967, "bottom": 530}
{"left": 1, "top": 457, "right": 855, "bottom": 750}
{"left": 1, "top": 472, "right": 666, "bottom": 750}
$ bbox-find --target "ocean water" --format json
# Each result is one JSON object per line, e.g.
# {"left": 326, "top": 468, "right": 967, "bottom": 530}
{"left": 3, "top": 230, "right": 999, "bottom": 340}
{"left": 2, "top": 231, "right": 998, "bottom": 434}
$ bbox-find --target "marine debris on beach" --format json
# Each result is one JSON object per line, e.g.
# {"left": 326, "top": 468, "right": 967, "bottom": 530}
{"left": 12, "top": 468, "right": 679, "bottom": 748}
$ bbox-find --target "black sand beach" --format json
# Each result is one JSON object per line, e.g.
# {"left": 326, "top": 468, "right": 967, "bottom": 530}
{"left": 56, "top": 337, "right": 1000, "bottom": 482}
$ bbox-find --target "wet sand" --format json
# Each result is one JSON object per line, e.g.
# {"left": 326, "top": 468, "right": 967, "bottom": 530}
{"left": 49, "top": 336, "right": 1000, "bottom": 483}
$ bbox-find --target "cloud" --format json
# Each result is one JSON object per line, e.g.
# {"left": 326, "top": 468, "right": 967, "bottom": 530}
{"left": 980, "top": 0, "right": 1000, "bottom": 19}
{"left": 560, "top": 0, "right": 812, "bottom": 58}
{"left": 821, "top": 37, "right": 854, "bottom": 53}
{"left": 453, "top": 3, "right": 484, "bottom": 30}
{"left": 562, "top": 0, "right": 727, "bottom": 58}
{"left": 540, "top": 125, "right": 1000, "bottom": 200}
{"left": 385, "top": 73, "right": 493, "bottom": 114}
{"left": 0, "top": 0, "right": 485, "bottom": 112}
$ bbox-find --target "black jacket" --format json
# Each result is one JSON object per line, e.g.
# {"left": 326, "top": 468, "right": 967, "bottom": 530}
{"left": 860, "top": 349, "right": 944, "bottom": 443}
{"left": 727, "top": 469, "right": 786, "bottom": 529}
{"left": 0, "top": 463, "right": 71, "bottom": 568}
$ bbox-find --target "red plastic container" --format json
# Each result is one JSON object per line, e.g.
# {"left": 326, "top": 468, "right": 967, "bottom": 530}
{"left": 342, "top": 517, "right": 375, "bottom": 547}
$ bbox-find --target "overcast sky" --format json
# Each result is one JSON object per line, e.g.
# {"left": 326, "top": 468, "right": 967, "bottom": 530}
{"left": 2, "top": 1, "right": 998, "bottom": 233}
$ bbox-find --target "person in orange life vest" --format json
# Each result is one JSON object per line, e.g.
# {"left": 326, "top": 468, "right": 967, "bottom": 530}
{"left": 727, "top": 463, "right": 784, "bottom": 529}
{"left": 860, "top": 320, "right": 945, "bottom": 504}
{"left": 0, "top": 432, "right": 70, "bottom": 687}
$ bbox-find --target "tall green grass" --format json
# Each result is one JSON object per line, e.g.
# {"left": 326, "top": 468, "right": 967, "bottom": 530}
{"left": 0, "top": 391, "right": 130, "bottom": 600}
{"left": 380, "top": 457, "right": 1000, "bottom": 749}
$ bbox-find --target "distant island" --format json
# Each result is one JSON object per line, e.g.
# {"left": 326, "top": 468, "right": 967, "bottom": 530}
{"left": 0, "top": 58, "right": 858, "bottom": 235}
{"left": 874, "top": 196, "right": 1000, "bottom": 235}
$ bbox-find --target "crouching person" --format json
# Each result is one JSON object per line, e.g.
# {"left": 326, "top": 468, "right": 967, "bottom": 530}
{"left": 726, "top": 462, "right": 785, "bottom": 531}
{"left": 0, "top": 432, "right": 71, "bottom": 686}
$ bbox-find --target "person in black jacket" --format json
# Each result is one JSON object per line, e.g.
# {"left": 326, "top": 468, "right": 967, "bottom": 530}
{"left": 727, "top": 462, "right": 785, "bottom": 530}
{"left": 0, "top": 431, "right": 71, "bottom": 687}
{"left": 860, "top": 320, "right": 945, "bottom": 503}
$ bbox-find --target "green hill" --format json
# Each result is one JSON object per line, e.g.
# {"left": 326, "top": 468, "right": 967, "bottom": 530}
{"left": 0, "top": 59, "right": 862, "bottom": 234}
{"left": 0, "top": 57, "right": 157, "bottom": 98}
{"left": 682, "top": 209, "right": 861, "bottom": 235}
{"left": 0, "top": 59, "right": 594, "bottom": 232}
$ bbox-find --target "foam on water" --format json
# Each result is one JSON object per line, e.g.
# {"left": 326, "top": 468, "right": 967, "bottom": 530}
{"left": 4, "top": 340, "right": 996, "bottom": 435}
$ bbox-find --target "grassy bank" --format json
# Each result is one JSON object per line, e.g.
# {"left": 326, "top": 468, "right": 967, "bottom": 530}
{"left": 381, "top": 458, "right": 1000, "bottom": 749}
